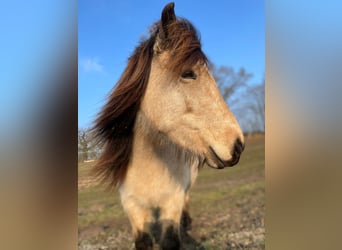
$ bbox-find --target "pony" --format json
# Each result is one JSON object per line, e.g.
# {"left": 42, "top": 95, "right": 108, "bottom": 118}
{"left": 92, "top": 2, "right": 244, "bottom": 249}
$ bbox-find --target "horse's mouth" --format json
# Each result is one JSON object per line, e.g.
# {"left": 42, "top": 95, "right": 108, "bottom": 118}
{"left": 206, "top": 146, "right": 241, "bottom": 169}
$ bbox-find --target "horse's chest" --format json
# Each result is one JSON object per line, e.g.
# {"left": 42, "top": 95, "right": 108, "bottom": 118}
{"left": 120, "top": 163, "right": 191, "bottom": 205}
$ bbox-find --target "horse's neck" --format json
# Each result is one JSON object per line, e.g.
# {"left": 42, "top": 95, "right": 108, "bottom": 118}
{"left": 123, "top": 111, "right": 194, "bottom": 192}
{"left": 133, "top": 111, "right": 189, "bottom": 173}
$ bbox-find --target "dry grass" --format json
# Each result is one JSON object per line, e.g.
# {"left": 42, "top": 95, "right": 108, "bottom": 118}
{"left": 78, "top": 134, "right": 265, "bottom": 249}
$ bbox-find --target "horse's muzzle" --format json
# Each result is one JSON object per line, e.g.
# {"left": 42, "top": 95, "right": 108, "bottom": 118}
{"left": 208, "top": 139, "right": 245, "bottom": 169}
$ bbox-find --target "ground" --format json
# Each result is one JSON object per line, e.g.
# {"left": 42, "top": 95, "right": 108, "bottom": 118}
{"left": 78, "top": 134, "right": 264, "bottom": 250}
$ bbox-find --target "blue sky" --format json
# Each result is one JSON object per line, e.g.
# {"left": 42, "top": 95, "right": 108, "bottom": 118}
{"left": 78, "top": 0, "right": 264, "bottom": 128}
{"left": 0, "top": 1, "right": 76, "bottom": 141}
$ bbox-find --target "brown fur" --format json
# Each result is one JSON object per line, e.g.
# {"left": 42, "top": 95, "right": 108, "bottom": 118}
{"left": 92, "top": 6, "right": 207, "bottom": 189}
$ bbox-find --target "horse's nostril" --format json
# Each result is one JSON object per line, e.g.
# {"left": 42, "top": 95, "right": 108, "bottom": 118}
{"left": 234, "top": 138, "right": 245, "bottom": 155}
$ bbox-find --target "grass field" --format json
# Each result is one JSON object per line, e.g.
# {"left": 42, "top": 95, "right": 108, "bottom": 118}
{"left": 78, "top": 134, "right": 265, "bottom": 249}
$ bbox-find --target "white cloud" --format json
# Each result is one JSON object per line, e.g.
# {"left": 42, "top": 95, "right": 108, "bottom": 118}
{"left": 80, "top": 57, "right": 104, "bottom": 73}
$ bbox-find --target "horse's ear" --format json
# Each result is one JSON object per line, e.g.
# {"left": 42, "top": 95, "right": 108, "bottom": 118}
{"left": 154, "top": 2, "right": 176, "bottom": 53}
{"left": 161, "top": 2, "right": 176, "bottom": 38}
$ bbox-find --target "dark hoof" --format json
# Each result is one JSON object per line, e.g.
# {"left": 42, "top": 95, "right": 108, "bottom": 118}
{"left": 135, "top": 231, "right": 153, "bottom": 250}
{"left": 161, "top": 225, "right": 180, "bottom": 250}
{"left": 181, "top": 210, "right": 192, "bottom": 231}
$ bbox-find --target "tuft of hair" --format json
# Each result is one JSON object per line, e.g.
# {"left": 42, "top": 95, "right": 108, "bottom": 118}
{"left": 155, "top": 17, "right": 208, "bottom": 75}
{"left": 91, "top": 36, "right": 155, "bottom": 189}
{"left": 92, "top": 8, "right": 207, "bottom": 189}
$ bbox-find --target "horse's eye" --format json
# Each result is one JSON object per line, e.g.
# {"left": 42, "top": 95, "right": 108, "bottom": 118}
{"left": 181, "top": 70, "right": 197, "bottom": 80}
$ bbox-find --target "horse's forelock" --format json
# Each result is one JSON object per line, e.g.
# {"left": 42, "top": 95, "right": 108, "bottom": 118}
{"left": 156, "top": 18, "right": 208, "bottom": 74}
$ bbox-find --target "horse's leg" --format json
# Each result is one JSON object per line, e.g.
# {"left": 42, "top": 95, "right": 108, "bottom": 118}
{"left": 123, "top": 195, "right": 183, "bottom": 250}
{"left": 181, "top": 192, "right": 192, "bottom": 231}
{"left": 121, "top": 198, "right": 154, "bottom": 250}
{"left": 181, "top": 164, "right": 198, "bottom": 231}
{"left": 135, "top": 231, "right": 153, "bottom": 250}
{"left": 161, "top": 222, "right": 181, "bottom": 250}
{"left": 159, "top": 194, "right": 184, "bottom": 250}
